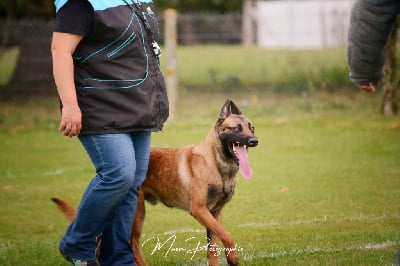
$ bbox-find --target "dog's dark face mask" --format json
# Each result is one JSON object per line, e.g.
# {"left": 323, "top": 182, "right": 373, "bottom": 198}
{"left": 216, "top": 100, "right": 258, "bottom": 179}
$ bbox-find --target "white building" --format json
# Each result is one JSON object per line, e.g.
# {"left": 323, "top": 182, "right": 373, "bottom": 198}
{"left": 255, "top": 0, "right": 354, "bottom": 49}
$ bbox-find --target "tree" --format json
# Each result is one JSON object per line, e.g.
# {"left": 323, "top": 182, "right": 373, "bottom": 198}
{"left": 0, "top": 0, "right": 53, "bottom": 48}
{"left": 0, "top": 0, "right": 16, "bottom": 48}
{"left": 381, "top": 18, "right": 399, "bottom": 116}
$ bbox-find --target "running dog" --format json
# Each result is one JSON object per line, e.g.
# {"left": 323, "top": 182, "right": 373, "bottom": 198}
{"left": 53, "top": 99, "right": 258, "bottom": 266}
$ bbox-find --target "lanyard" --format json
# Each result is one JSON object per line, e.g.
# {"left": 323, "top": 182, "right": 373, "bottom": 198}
{"left": 123, "top": 0, "right": 161, "bottom": 57}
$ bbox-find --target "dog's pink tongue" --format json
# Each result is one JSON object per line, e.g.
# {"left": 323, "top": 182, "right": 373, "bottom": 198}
{"left": 236, "top": 145, "right": 253, "bottom": 180}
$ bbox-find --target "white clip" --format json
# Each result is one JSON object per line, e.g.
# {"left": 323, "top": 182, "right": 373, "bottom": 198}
{"left": 152, "top": 41, "right": 161, "bottom": 57}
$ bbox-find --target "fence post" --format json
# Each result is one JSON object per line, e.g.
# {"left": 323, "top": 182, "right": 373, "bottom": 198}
{"left": 242, "top": 0, "right": 255, "bottom": 46}
{"left": 164, "top": 8, "right": 178, "bottom": 121}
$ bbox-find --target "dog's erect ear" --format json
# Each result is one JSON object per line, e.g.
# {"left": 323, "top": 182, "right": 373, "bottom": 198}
{"left": 220, "top": 99, "right": 242, "bottom": 118}
{"left": 217, "top": 99, "right": 242, "bottom": 125}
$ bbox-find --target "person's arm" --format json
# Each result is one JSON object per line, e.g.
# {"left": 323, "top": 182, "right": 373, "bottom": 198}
{"left": 51, "top": 32, "right": 83, "bottom": 137}
{"left": 347, "top": 0, "right": 400, "bottom": 93}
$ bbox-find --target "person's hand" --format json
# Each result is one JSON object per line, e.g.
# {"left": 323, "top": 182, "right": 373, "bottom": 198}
{"left": 357, "top": 82, "right": 377, "bottom": 93}
{"left": 59, "top": 104, "right": 82, "bottom": 137}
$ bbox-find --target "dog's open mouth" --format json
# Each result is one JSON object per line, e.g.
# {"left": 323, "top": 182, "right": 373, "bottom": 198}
{"left": 232, "top": 142, "right": 253, "bottom": 180}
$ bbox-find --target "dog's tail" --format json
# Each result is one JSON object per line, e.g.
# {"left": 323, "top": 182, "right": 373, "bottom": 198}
{"left": 51, "top": 198, "right": 77, "bottom": 222}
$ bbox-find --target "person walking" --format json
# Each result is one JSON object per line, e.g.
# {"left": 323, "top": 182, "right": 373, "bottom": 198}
{"left": 51, "top": 0, "right": 168, "bottom": 265}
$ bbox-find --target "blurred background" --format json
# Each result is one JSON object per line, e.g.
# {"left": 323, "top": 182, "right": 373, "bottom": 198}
{"left": 0, "top": 0, "right": 398, "bottom": 116}
{"left": 0, "top": 0, "right": 373, "bottom": 97}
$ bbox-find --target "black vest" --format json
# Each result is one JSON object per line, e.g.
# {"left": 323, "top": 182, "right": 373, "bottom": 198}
{"left": 56, "top": 0, "right": 169, "bottom": 134}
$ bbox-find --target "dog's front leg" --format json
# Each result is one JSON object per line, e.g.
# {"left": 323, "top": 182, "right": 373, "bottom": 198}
{"left": 207, "top": 210, "right": 223, "bottom": 266}
{"left": 190, "top": 204, "right": 239, "bottom": 266}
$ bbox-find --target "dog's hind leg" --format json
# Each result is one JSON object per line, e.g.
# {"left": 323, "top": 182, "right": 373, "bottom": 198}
{"left": 207, "top": 210, "right": 222, "bottom": 266}
{"left": 131, "top": 189, "right": 148, "bottom": 266}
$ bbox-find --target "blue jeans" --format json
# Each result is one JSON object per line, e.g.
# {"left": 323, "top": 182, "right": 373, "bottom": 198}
{"left": 60, "top": 131, "right": 151, "bottom": 265}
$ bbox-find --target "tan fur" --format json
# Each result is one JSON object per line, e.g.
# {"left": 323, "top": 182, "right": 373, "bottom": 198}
{"left": 132, "top": 101, "right": 257, "bottom": 266}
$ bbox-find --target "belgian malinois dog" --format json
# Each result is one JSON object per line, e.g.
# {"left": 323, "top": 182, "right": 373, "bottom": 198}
{"left": 52, "top": 99, "right": 258, "bottom": 266}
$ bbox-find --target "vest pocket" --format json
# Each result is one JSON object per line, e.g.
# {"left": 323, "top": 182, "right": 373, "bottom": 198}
{"left": 107, "top": 32, "right": 137, "bottom": 58}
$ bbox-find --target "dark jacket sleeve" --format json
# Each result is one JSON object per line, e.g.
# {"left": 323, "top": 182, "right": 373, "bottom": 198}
{"left": 347, "top": 0, "right": 400, "bottom": 85}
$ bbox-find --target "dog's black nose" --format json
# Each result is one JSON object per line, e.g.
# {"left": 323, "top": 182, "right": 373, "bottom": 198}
{"left": 248, "top": 137, "right": 258, "bottom": 147}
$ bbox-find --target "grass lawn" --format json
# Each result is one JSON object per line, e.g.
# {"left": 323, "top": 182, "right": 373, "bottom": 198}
{"left": 165, "top": 45, "right": 351, "bottom": 92}
{"left": 0, "top": 89, "right": 399, "bottom": 265}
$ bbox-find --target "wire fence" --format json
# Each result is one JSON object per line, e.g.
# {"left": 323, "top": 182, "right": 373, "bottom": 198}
{"left": 177, "top": 13, "right": 241, "bottom": 45}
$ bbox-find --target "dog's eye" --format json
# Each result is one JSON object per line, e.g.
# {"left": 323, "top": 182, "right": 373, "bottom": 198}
{"left": 224, "top": 125, "right": 242, "bottom": 132}
{"left": 234, "top": 124, "right": 242, "bottom": 132}
{"left": 249, "top": 123, "right": 254, "bottom": 133}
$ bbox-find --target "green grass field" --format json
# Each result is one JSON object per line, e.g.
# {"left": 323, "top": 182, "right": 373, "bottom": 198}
{"left": 0, "top": 90, "right": 399, "bottom": 265}
{"left": 0, "top": 46, "right": 399, "bottom": 265}
{"left": 165, "top": 45, "right": 351, "bottom": 92}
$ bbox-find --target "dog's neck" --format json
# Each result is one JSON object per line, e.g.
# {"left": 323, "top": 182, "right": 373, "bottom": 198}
{"left": 200, "top": 128, "right": 239, "bottom": 180}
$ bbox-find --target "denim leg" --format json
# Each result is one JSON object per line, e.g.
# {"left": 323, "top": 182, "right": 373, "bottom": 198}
{"left": 60, "top": 132, "right": 150, "bottom": 263}
{"left": 98, "top": 131, "right": 151, "bottom": 265}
